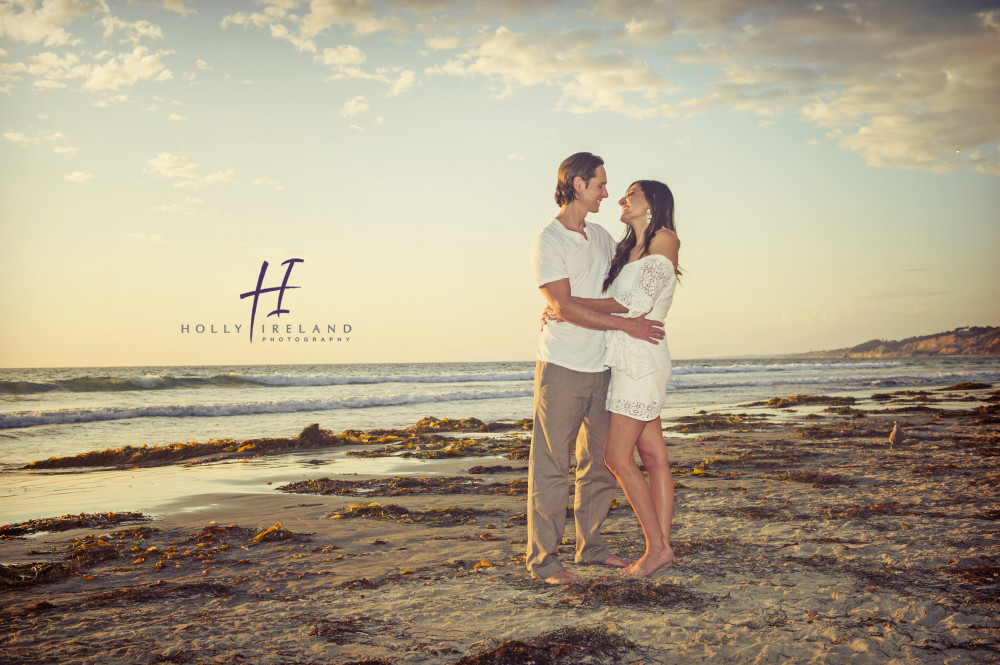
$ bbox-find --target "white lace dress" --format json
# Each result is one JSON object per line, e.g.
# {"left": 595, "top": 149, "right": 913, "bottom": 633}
{"left": 604, "top": 253, "right": 677, "bottom": 420}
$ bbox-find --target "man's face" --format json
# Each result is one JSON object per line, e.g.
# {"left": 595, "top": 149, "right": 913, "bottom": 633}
{"left": 577, "top": 165, "right": 608, "bottom": 214}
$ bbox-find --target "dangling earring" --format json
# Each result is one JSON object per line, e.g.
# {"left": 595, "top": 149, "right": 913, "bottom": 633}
{"left": 645, "top": 209, "right": 652, "bottom": 224}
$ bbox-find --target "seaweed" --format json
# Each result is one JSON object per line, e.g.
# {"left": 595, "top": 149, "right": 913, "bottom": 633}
{"left": 307, "top": 616, "right": 381, "bottom": 644}
{"left": 328, "top": 502, "right": 511, "bottom": 527}
{"left": 566, "top": 577, "right": 707, "bottom": 610}
{"left": 467, "top": 465, "right": 527, "bottom": 475}
{"left": 0, "top": 511, "right": 149, "bottom": 539}
{"left": 744, "top": 394, "right": 856, "bottom": 408}
{"left": 251, "top": 522, "right": 310, "bottom": 543}
{"left": 455, "top": 624, "right": 635, "bottom": 665}
{"left": 0, "top": 562, "right": 75, "bottom": 588}
{"left": 87, "top": 581, "right": 231, "bottom": 607}
{"left": 22, "top": 424, "right": 357, "bottom": 470}
{"left": 666, "top": 412, "right": 774, "bottom": 433}
{"left": 345, "top": 432, "right": 531, "bottom": 461}
{"left": 765, "top": 470, "right": 853, "bottom": 486}
{"left": 939, "top": 382, "right": 992, "bottom": 391}
{"left": 824, "top": 501, "right": 911, "bottom": 520}
{"left": 280, "top": 476, "right": 527, "bottom": 496}
{"left": 702, "top": 501, "right": 803, "bottom": 521}
{"left": 20, "top": 417, "right": 533, "bottom": 470}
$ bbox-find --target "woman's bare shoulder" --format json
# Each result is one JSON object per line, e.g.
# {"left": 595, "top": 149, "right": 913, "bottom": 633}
{"left": 649, "top": 228, "right": 680, "bottom": 252}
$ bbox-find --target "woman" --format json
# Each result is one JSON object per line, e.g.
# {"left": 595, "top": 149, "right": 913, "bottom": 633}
{"left": 573, "top": 179, "right": 679, "bottom": 577}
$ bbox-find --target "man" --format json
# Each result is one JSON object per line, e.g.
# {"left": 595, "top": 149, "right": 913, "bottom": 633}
{"left": 527, "top": 152, "right": 664, "bottom": 584}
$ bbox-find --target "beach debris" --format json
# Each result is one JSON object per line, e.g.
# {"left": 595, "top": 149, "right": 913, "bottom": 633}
{"left": 467, "top": 464, "right": 527, "bottom": 475}
{"left": 939, "top": 382, "right": 992, "bottom": 391}
{"left": 745, "top": 394, "right": 857, "bottom": 408}
{"left": 21, "top": 424, "right": 359, "bottom": 470}
{"left": 20, "top": 416, "right": 533, "bottom": 470}
{"left": 328, "top": 502, "right": 509, "bottom": 527}
{"left": 667, "top": 412, "right": 774, "bottom": 433}
{"left": 455, "top": 624, "right": 635, "bottom": 665}
{"left": 251, "top": 522, "right": 307, "bottom": 543}
{"left": 561, "top": 577, "right": 707, "bottom": 609}
{"left": 889, "top": 421, "right": 905, "bottom": 448}
{"left": 86, "top": 582, "right": 231, "bottom": 607}
{"left": 0, "top": 562, "right": 74, "bottom": 588}
{"left": 0, "top": 511, "right": 149, "bottom": 540}
{"left": 307, "top": 616, "right": 381, "bottom": 644}
{"left": 824, "top": 501, "right": 909, "bottom": 520}
{"left": 280, "top": 475, "right": 527, "bottom": 497}
{"left": 764, "top": 470, "right": 853, "bottom": 487}
{"left": 473, "top": 559, "right": 501, "bottom": 568}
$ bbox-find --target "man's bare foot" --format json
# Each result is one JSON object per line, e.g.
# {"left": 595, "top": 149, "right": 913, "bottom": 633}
{"left": 543, "top": 569, "right": 584, "bottom": 585}
{"left": 602, "top": 554, "right": 629, "bottom": 568}
{"left": 621, "top": 548, "right": 674, "bottom": 578}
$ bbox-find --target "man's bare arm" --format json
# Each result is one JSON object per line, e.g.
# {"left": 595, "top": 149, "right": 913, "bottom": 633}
{"left": 539, "top": 279, "right": 663, "bottom": 343}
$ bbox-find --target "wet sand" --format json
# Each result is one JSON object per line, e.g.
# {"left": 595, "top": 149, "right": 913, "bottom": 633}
{"left": 1, "top": 387, "right": 998, "bottom": 664}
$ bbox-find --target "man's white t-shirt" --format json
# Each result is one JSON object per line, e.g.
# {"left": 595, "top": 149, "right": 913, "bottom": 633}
{"left": 530, "top": 218, "right": 616, "bottom": 373}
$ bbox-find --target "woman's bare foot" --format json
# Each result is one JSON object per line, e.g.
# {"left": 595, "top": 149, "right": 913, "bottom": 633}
{"left": 543, "top": 569, "right": 584, "bottom": 585}
{"left": 620, "top": 547, "right": 674, "bottom": 577}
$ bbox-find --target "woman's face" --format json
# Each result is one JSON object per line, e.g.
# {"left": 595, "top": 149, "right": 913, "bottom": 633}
{"left": 618, "top": 184, "right": 649, "bottom": 226}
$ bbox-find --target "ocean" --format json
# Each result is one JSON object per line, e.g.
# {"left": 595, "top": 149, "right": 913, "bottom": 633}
{"left": 2, "top": 357, "right": 997, "bottom": 523}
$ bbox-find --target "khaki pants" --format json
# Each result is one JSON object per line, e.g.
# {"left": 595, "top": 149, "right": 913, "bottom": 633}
{"left": 526, "top": 360, "right": 616, "bottom": 579}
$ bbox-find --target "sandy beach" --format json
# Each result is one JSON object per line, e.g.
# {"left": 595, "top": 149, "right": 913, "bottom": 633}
{"left": 1, "top": 385, "right": 998, "bottom": 664}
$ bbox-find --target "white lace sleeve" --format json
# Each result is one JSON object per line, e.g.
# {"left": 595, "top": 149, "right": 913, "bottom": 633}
{"left": 615, "top": 254, "right": 673, "bottom": 316}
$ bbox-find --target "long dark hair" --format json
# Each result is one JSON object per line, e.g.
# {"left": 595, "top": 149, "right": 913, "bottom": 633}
{"left": 602, "top": 180, "right": 677, "bottom": 293}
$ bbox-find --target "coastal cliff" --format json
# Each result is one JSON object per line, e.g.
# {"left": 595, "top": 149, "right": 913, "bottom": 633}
{"left": 797, "top": 326, "right": 1000, "bottom": 358}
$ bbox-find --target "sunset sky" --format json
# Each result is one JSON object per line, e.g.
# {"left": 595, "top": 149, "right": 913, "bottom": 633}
{"left": 2, "top": 0, "right": 998, "bottom": 368}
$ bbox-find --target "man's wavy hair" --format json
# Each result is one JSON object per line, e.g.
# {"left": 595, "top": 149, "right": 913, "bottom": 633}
{"left": 555, "top": 152, "right": 604, "bottom": 206}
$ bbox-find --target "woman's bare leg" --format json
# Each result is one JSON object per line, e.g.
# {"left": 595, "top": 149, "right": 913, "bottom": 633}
{"left": 603, "top": 413, "right": 673, "bottom": 577}
{"left": 623, "top": 418, "right": 674, "bottom": 575}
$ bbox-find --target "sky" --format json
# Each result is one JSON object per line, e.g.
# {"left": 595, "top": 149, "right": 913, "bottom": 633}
{"left": 1, "top": 0, "right": 998, "bottom": 368}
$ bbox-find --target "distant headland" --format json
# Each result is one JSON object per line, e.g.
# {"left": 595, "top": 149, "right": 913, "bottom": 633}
{"left": 790, "top": 326, "right": 1000, "bottom": 358}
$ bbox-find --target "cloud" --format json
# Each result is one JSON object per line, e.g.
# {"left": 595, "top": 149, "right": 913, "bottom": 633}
{"left": 159, "top": 0, "right": 192, "bottom": 16}
{"left": 251, "top": 176, "right": 284, "bottom": 190}
{"left": 317, "top": 45, "right": 366, "bottom": 66}
{"left": 648, "top": 0, "right": 1000, "bottom": 174}
{"left": 82, "top": 46, "right": 173, "bottom": 91}
{"left": 423, "top": 36, "right": 461, "bottom": 52}
{"left": 414, "top": 1, "right": 999, "bottom": 175}
{"left": 221, "top": 0, "right": 394, "bottom": 53}
{"left": 340, "top": 95, "right": 370, "bottom": 117}
{"left": 387, "top": 69, "right": 415, "bottom": 96}
{"left": 101, "top": 16, "right": 163, "bottom": 44}
{"left": 4, "top": 127, "right": 75, "bottom": 154}
{"left": 428, "top": 26, "right": 672, "bottom": 116}
{"left": 168, "top": 113, "right": 186, "bottom": 121}
{"left": 93, "top": 93, "right": 132, "bottom": 107}
{"left": 64, "top": 170, "right": 94, "bottom": 182}
{"left": 145, "top": 152, "right": 234, "bottom": 188}
{"left": 151, "top": 196, "right": 203, "bottom": 215}
{"left": 14, "top": 46, "right": 173, "bottom": 92}
{"left": 314, "top": 45, "right": 416, "bottom": 95}
{"left": 0, "top": 0, "right": 108, "bottom": 46}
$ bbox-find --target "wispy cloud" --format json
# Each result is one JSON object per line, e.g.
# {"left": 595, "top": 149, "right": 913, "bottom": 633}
{"left": 5, "top": 128, "right": 77, "bottom": 154}
{"left": 3, "top": 0, "right": 996, "bottom": 175}
{"left": 340, "top": 95, "right": 370, "bottom": 117}
{"left": 144, "top": 152, "right": 235, "bottom": 188}
{"left": 64, "top": 170, "right": 94, "bottom": 182}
